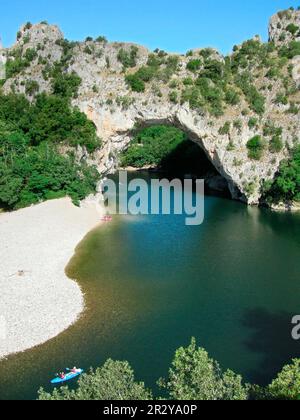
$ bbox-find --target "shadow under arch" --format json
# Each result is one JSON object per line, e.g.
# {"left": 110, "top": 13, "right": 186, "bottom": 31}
{"left": 120, "top": 119, "right": 243, "bottom": 200}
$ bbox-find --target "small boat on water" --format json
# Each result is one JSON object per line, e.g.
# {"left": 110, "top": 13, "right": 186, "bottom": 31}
{"left": 51, "top": 369, "right": 83, "bottom": 385}
{"left": 101, "top": 215, "right": 113, "bottom": 222}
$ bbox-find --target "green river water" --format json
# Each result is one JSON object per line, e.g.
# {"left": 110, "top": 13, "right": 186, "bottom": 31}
{"left": 0, "top": 172, "right": 300, "bottom": 400}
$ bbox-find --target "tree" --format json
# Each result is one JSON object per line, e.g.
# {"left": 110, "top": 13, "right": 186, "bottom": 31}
{"left": 38, "top": 360, "right": 152, "bottom": 400}
{"left": 266, "top": 359, "right": 300, "bottom": 400}
{"left": 264, "top": 145, "right": 300, "bottom": 203}
{"left": 159, "top": 338, "right": 248, "bottom": 400}
{"left": 0, "top": 92, "right": 101, "bottom": 210}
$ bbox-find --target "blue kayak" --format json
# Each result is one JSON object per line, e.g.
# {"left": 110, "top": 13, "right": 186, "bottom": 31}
{"left": 51, "top": 369, "right": 83, "bottom": 385}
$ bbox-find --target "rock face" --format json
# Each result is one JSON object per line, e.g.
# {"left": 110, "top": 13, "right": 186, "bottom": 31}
{"left": 2, "top": 10, "right": 300, "bottom": 205}
{"left": 269, "top": 8, "right": 300, "bottom": 44}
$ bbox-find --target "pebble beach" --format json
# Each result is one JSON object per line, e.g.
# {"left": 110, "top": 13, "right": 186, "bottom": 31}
{"left": 0, "top": 197, "right": 103, "bottom": 359}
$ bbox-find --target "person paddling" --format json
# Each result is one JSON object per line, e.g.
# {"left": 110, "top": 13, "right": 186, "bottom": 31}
{"left": 58, "top": 372, "right": 66, "bottom": 380}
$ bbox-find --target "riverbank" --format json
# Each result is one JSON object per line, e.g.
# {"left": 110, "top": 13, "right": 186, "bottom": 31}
{"left": 0, "top": 197, "right": 104, "bottom": 360}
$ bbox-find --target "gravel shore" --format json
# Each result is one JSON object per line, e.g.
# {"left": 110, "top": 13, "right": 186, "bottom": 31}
{"left": 0, "top": 198, "right": 103, "bottom": 359}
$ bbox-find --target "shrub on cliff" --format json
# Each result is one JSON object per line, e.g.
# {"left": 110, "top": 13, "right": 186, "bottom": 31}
{"left": 51, "top": 71, "right": 82, "bottom": 99}
{"left": 286, "top": 23, "right": 299, "bottom": 36}
{"left": 247, "top": 135, "right": 266, "bottom": 160}
{"left": 280, "top": 41, "right": 300, "bottom": 59}
{"left": 25, "top": 80, "right": 40, "bottom": 96}
{"left": 5, "top": 48, "right": 38, "bottom": 79}
{"left": 187, "top": 59, "right": 202, "bottom": 72}
{"left": 269, "top": 135, "right": 283, "bottom": 153}
{"left": 117, "top": 46, "right": 139, "bottom": 68}
{"left": 125, "top": 74, "right": 145, "bottom": 92}
{"left": 263, "top": 145, "right": 300, "bottom": 203}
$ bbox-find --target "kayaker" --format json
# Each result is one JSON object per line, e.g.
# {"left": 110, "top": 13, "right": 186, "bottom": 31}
{"left": 59, "top": 372, "right": 66, "bottom": 380}
{"left": 71, "top": 367, "right": 80, "bottom": 373}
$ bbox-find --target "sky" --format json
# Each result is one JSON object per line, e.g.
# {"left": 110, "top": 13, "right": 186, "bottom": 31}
{"left": 0, "top": 0, "right": 299, "bottom": 54}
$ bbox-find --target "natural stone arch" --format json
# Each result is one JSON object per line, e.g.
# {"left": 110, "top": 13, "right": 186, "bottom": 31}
{"left": 81, "top": 103, "right": 247, "bottom": 202}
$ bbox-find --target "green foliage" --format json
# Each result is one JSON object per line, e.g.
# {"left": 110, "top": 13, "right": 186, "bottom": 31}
{"left": 115, "top": 95, "right": 135, "bottom": 110}
{"left": 36, "top": 336, "right": 300, "bottom": 401}
{"left": 263, "top": 123, "right": 282, "bottom": 138}
{"left": 5, "top": 48, "right": 38, "bottom": 79}
{"left": 96, "top": 36, "right": 108, "bottom": 43}
{"left": 248, "top": 117, "right": 258, "bottom": 129}
{"left": 200, "top": 59, "right": 224, "bottom": 83}
{"left": 169, "top": 90, "right": 178, "bottom": 103}
{"left": 277, "top": 9, "right": 293, "bottom": 20}
{"left": 235, "top": 73, "right": 265, "bottom": 115}
{"left": 117, "top": 46, "right": 138, "bottom": 68}
{"left": 51, "top": 71, "right": 81, "bottom": 98}
{"left": 0, "top": 93, "right": 99, "bottom": 151}
{"left": 0, "top": 92, "right": 101, "bottom": 210}
{"left": 120, "top": 125, "right": 187, "bottom": 168}
{"left": 25, "top": 80, "right": 39, "bottom": 96}
{"left": 24, "top": 48, "right": 38, "bottom": 62}
{"left": 224, "top": 88, "right": 240, "bottom": 105}
{"left": 275, "top": 92, "right": 288, "bottom": 105}
{"left": 266, "top": 359, "right": 300, "bottom": 400}
{"left": 280, "top": 41, "right": 300, "bottom": 59}
{"left": 269, "top": 135, "right": 284, "bottom": 153}
{"left": 38, "top": 360, "right": 152, "bottom": 400}
{"left": 231, "top": 39, "right": 264, "bottom": 72}
{"left": 199, "top": 48, "right": 214, "bottom": 60}
{"left": 24, "top": 22, "right": 32, "bottom": 30}
{"left": 263, "top": 146, "right": 300, "bottom": 203}
{"left": 0, "top": 140, "right": 99, "bottom": 209}
{"left": 195, "top": 77, "right": 224, "bottom": 116}
{"left": 218, "top": 122, "right": 231, "bottom": 135}
{"left": 135, "top": 66, "right": 156, "bottom": 82}
{"left": 186, "top": 59, "right": 202, "bottom": 72}
{"left": 181, "top": 86, "right": 204, "bottom": 110}
{"left": 286, "top": 23, "right": 299, "bottom": 35}
{"left": 83, "top": 45, "right": 93, "bottom": 55}
{"left": 125, "top": 74, "right": 145, "bottom": 92}
{"left": 246, "top": 135, "right": 265, "bottom": 160}
{"left": 159, "top": 338, "right": 248, "bottom": 400}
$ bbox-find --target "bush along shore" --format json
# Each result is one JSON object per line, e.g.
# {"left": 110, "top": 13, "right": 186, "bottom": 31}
{"left": 38, "top": 338, "right": 300, "bottom": 401}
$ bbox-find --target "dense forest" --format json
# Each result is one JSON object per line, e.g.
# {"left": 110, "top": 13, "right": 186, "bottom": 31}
{"left": 38, "top": 338, "right": 300, "bottom": 401}
{"left": 0, "top": 65, "right": 101, "bottom": 209}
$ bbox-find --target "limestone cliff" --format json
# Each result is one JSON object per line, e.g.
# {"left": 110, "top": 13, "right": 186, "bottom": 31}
{"left": 1, "top": 9, "right": 300, "bottom": 204}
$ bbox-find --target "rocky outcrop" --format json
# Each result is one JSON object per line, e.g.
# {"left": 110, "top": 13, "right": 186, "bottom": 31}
{"left": 1, "top": 11, "right": 300, "bottom": 205}
{"left": 269, "top": 8, "right": 300, "bottom": 44}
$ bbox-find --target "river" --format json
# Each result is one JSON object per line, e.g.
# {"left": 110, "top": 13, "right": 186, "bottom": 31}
{"left": 0, "top": 171, "right": 300, "bottom": 400}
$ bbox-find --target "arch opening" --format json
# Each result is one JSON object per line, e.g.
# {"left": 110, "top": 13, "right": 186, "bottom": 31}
{"left": 118, "top": 123, "right": 231, "bottom": 198}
